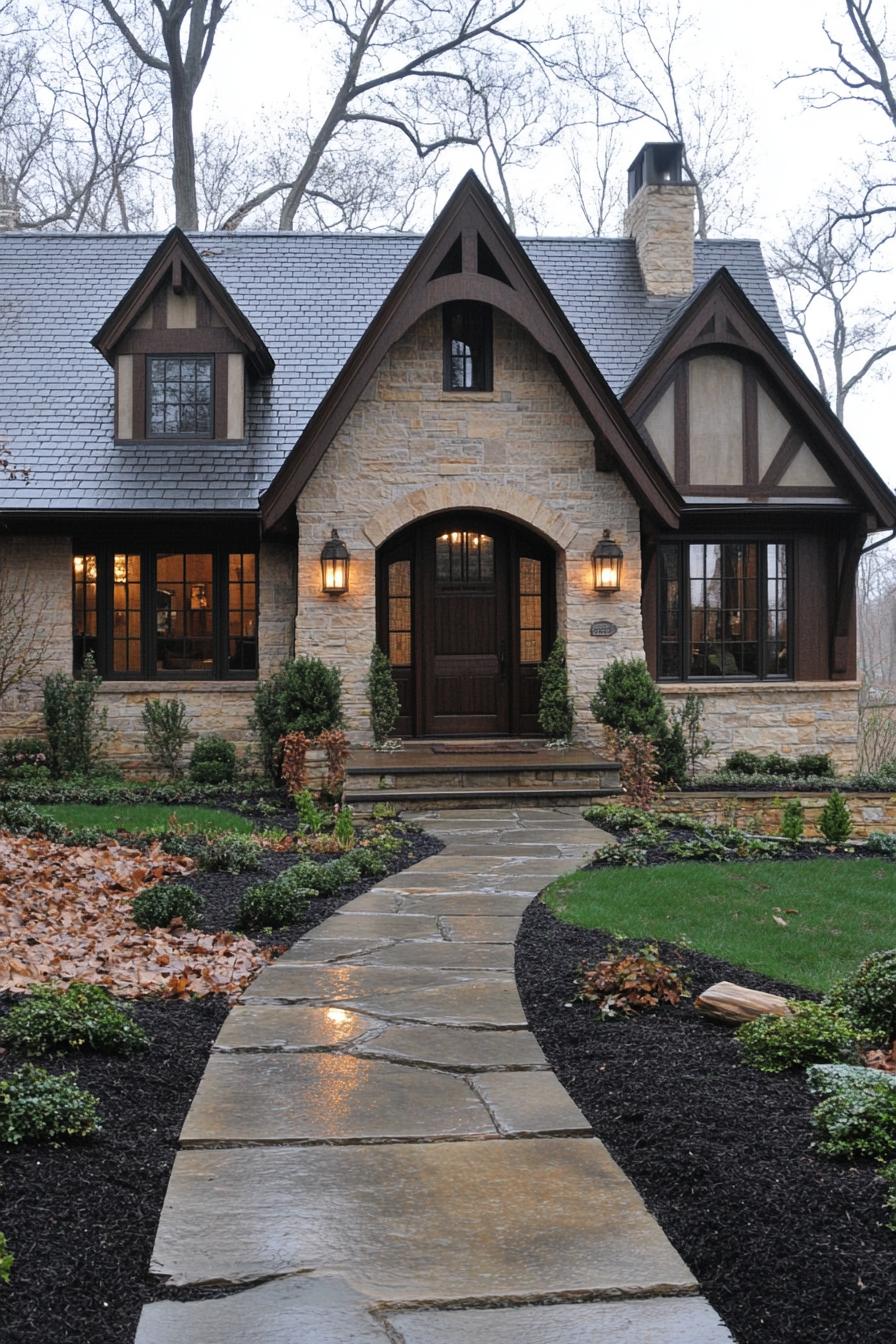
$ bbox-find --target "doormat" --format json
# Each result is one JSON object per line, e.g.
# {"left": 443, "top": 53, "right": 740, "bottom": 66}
{"left": 432, "top": 742, "right": 538, "bottom": 754}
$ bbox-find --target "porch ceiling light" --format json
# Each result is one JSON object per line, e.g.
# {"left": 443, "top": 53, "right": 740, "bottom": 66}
{"left": 592, "top": 529, "right": 623, "bottom": 593}
{"left": 321, "top": 528, "right": 350, "bottom": 594}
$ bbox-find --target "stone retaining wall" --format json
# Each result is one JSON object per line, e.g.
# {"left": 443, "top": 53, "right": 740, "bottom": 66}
{"left": 643, "top": 790, "right": 896, "bottom": 840}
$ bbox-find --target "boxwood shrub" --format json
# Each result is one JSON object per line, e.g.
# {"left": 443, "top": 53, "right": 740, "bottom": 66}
{"left": 0, "top": 1064, "right": 100, "bottom": 1145}
{"left": 736, "top": 1001, "right": 864, "bottom": 1073}
{"left": 131, "top": 882, "right": 204, "bottom": 930}
{"left": 0, "top": 983, "right": 148, "bottom": 1056}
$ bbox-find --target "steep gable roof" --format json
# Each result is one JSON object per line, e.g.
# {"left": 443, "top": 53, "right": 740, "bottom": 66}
{"left": 624, "top": 267, "right": 896, "bottom": 528}
{"left": 92, "top": 226, "right": 274, "bottom": 377}
{"left": 260, "top": 172, "right": 682, "bottom": 531}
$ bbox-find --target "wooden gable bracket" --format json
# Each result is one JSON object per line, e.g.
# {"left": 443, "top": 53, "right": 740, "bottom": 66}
{"left": 831, "top": 531, "right": 866, "bottom": 676}
{"left": 92, "top": 227, "right": 274, "bottom": 378}
{"left": 624, "top": 267, "right": 896, "bottom": 529}
{"left": 260, "top": 171, "right": 681, "bottom": 533}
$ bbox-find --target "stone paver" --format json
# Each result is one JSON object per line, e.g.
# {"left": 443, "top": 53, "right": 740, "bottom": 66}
{"left": 139, "top": 806, "right": 731, "bottom": 1342}
{"left": 353, "top": 1022, "right": 548, "bottom": 1071}
{"left": 215, "top": 1003, "right": 377, "bottom": 1051}
{"left": 388, "top": 1298, "right": 733, "bottom": 1342}
{"left": 181, "top": 1053, "right": 498, "bottom": 1145}
{"left": 150, "top": 1139, "right": 696, "bottom": 1299}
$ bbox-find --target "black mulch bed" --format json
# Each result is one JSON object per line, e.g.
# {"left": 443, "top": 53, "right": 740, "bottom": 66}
{"left": 0, "top": 822, "right": 442, "bottom": 1344}
{"left": 516, "top": 900, "right": 896, "bottom": 1344}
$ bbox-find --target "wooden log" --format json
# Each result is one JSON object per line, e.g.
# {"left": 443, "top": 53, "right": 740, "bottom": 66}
{"left": 695, "top": 981, "right": 792, "bottom": 1025}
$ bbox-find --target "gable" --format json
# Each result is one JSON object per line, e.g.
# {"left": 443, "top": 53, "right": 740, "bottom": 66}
{"left": 625, "top": 269, "right": 896, "bottom": 527}
{"left": 260, "top": 172, "right": 682, "bottom": 533}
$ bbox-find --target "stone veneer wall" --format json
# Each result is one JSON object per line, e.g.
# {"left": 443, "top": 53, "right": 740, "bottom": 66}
{"left": 647, "top": 791, "right": 896, "bottom": 840}
{"left": 659, "top": 682, "right": 861, "bottom": 774}
{"left": 295, "top": 308, "right": 646, "bottom": 743}
{"left": 0, "top": 536, "right": 296, "bottom": 772}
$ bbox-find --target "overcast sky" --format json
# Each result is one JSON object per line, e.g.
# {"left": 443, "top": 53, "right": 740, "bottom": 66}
{"left": 192, "top": 0, "right": 894, "bottom": 485}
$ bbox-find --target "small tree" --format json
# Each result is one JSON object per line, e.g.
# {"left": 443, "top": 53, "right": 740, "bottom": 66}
{"left": 42, "top": 655, "right": 108, "bottom": 778}
{"left": 252, "top": 657, "right": 344, "bottom": 780}
{"left": 670, "top": 692, "right": 713, "bottom": 781}
{"left": 366, "top": 644, "right": 401, "bottom": 747}
{"left": 592, "top": 658, "right": 683, "bottom": 787}
{"left": 537, "top": 638, "right": 574, "bottom": 741}
{"left": 819, "top": 791, "right": 853, "bottom": 844}
{"left": 141, "top": 698, "right": 190, "bottom": 778}
{"left": 780, "top": 798, "right": 806, "bottom": 842}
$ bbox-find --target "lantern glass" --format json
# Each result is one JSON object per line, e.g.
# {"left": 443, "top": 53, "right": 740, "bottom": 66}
{"left": 592, "top": 530, "right": 623, "bottom": 593}
{"left": 321, "top": 529, "right": 350, "bottom": 594}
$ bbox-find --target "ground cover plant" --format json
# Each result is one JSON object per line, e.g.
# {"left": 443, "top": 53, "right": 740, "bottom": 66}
{"left": 0, "top": 982, "right": 148, "bottom": 1056}
{"left": 516, "top": 907, "right": 896, "bottom": 1344}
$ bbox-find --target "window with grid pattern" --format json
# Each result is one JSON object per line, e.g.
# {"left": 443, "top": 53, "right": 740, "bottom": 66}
{"left": 148, "top": 356, "right": 213, "bottom": 436}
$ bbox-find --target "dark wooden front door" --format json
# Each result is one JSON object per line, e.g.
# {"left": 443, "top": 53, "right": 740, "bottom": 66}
{"left": 377, "top": 511, "right": 554, "bottom": 738}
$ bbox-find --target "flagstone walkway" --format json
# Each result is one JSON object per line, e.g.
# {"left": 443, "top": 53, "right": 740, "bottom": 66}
{"left": 136, "top": 808, "right": 732, "bottom": 1343}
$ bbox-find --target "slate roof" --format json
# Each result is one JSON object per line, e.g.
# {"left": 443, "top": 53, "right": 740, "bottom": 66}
{"left": 0, "top": 229, "right": 784, "bottom": 515}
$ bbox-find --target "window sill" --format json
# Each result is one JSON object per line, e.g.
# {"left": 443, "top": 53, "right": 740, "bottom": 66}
{"left": 436, "top": 391, "right": 502, "bottom": 402}
{"left": 658, "top": 681, "right": 861, "bottom": 694}
{"left": 113, "top": 438, "right": 247, "bottom": 448}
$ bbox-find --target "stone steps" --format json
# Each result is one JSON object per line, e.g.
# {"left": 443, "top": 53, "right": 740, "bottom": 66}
{"left": 346, "top": 784, "right": 619, "bottom": 810}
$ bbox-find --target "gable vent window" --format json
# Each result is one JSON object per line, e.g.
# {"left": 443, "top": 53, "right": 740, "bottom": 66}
{"left": 443, "top": 302, "right": 493, "bottom": 392}
{"left": 148, "top": 357, "right": 213, "bottom": 437}
{"left": 658, "top": 541, "right": 790, "bottom": 681}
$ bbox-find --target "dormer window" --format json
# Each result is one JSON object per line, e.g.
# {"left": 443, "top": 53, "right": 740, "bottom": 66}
{"left": 148, "top": 356, "right": 213, "bottom": 437}
{"left": 443, "top": 301, "right": 492, "bottom": 391}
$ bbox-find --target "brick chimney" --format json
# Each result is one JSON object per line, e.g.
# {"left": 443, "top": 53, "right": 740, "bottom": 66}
{"left": 623, "top": 143, "right": 695, "bottom": 297}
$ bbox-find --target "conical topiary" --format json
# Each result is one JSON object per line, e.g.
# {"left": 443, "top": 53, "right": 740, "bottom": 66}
{"left": 366, "top": 643, "right": 401, "bottom": 747}
{"left": 537, "top": 638, "right": 574, "bottom": 740}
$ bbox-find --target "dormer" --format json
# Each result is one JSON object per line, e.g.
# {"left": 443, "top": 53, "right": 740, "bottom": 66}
{"left": 92, "top": 228, "right": 274, "bottom": 444}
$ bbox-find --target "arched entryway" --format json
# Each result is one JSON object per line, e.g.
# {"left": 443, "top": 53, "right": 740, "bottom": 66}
{"left": 376, "top": 511, "right": 557, "bottom": 738}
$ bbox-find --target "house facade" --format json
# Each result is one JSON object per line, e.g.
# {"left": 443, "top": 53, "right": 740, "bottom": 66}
{"left": 1, "top": 145, "right": 892, "bottom": 772}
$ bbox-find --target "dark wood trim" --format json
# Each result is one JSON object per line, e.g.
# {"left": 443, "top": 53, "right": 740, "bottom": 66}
{"left": 683, "top": 483, "right": 847, "bottom": 498}
{"left": 118, "top": 328, "right": 244, "bottom": 355}
{"left": 142, "top": 353, "right": 217, "bottom": 443}
{"left": 91, "top": 227, "right": 274, "bottom": 377}
{"left": 673, "top": 364, "right": 688, "bottom": 486}
{"left": 831, "top": 532, "right": 865, "bottom": 676}
{"left": 743, "top": 364, "right": 758, "bottom": 487}
{"left": 760, "top": 426, "right": 803, "bottom": 489}
{"left": 623, "top": 268, "right": 896, "bottom": 528}
{"left": 260, "top": 172, "right": 682, "bottom": 533}
{"left": 132, "top": 354, "right": 146, "bottom": 439}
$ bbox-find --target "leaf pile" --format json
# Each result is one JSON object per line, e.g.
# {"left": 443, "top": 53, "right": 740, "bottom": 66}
{"left": 0, "top": 832, "right": 272, "bottom": 999}
{"left": 577, "top": 943, "right": 690, "bottom": 1020}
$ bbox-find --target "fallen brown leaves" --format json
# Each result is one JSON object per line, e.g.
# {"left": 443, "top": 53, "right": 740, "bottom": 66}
{"left": 0, "top": 831, "right": 273, "bottom": 1000}
{"left": 865, "top": 1042, "right": 896, "bottom": 1074}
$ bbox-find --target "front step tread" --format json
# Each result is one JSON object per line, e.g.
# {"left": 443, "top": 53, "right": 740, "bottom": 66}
{"left": 344, "top": 786, "right": 617, "bottom": 804}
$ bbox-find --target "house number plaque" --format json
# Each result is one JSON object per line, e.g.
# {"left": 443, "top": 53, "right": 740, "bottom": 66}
{"left": 590, "top": 620, "right": 618, "bottom": 638}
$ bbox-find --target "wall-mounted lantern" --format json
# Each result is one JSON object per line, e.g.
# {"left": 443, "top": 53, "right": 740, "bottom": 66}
{"left": 321, "top": 528, "right": 350, "bottom": 594}
{"left": 592, "top": 530, "right": 623, "bottom": 593}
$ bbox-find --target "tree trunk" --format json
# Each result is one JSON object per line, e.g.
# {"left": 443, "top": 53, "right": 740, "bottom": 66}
{"left": 695, "top": 981, "right": 792, "bottom": 1025}
{"left": 170, "top": 77, "right": 198, "bottom": 230}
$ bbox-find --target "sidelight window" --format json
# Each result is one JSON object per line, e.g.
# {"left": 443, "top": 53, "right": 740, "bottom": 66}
{"left": 387, "top": 559, "right": 413, "bottom": 667}
{"left": 659, "top": 541, "right": 790, "bottom": 680}
{"left": 518, "top": 556, "right": 543, "bottom": 664}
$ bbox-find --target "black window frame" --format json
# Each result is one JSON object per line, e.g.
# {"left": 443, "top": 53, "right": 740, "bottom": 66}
{"left": 146, "top": 354, "right": 215, "bottom": 440}
{"left": 72, "top": 541, "right": 258, "bottom": 681}
{"left": 442, "top": 301, "right": 493, "bottom": 392}
{"left": 657, "top": 538, "right": 792, "bottom": 683}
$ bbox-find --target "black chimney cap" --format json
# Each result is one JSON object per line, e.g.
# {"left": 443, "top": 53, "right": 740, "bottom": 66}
{"left": 627, "top": 143, "right": 684, "bottom": 202}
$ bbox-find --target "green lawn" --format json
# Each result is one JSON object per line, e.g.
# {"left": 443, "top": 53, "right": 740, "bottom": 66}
{"left": 41, "top": 803, "right": 253, "bottom": 836}
{"left": 544, "top": 858, "right": 896, "bottom": 992}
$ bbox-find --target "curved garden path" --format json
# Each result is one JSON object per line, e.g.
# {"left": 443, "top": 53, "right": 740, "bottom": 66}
{"left": 136, "top": 808, "right": 732, "bottom": 1343}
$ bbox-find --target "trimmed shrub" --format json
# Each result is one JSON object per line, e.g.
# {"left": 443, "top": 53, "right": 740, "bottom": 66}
{"left": 828, "top": 948, "right": 896, "bottom": 1043}
{"left": 796, "top": 753, "right": 835, "bottom": 778}
{"left": 0, "top": 983, "right": 148, "bottom": 1056}
{"left": 238, "top": 868, "right": 314, "bottom": 928}
{"left": 780, "top": 798, "right": 805, "bottom": 842}
{"left": 810, "top": 1074, "right": 896, "bottom": 1162}
{"left": 367, "top": 643, "right": 401, "bottom": 746}
{"left": 188, "top": 735, "right": 237, "bottom": 786}
{"left": 537, "top": 638, "right": 574, "bottom": 741}
{"left": 0, "top": 1064, "right": 100, "bottom": 1145}
{"left": 42, "top": 654, "right": 108, "bottom": 777}
{"left": 736, "top": 1001, "right": 863, "bottom": 1073}
{"left": 141, "top": 698, "right": 191, "bottom": 778}
{"left": 252, "top": 658, "right": 344, "bottom": 779}
{"left": 198, "top": 831, "right": 263, "bottom": 874}
{"left": 656, "top": 720, "right": 687, "bottom": 787}
{"left": 759, "top": 752, "right": 795, "bottom": 777}
{"left": 725, "top": 750, "right": 765, "bottom": 775}
{"left": 865, "top": 831, "right": 896, "bottom": 857}
{"left": 349, "top": 847, "right": 388, "bottom": 879}
{"left": 131, "top": 882, "right": 204, "bottom": 930}
{"left": 591, "top": 657, "right": 667, "bottom": 740}
{"left": 819, "top": 790, "right": 853, "bottom": 843}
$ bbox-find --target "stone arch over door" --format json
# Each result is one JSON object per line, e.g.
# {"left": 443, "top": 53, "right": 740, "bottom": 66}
{"left": 362, "top": 482, "right": 580, "bottom": 552}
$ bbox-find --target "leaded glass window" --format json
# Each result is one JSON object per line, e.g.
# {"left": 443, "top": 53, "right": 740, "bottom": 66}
{"left": 148, "top": 356, "right": 213, "bottom": 436}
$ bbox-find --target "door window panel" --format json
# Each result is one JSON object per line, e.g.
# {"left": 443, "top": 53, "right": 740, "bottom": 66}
{"left": 435, "top": 531, "right": 495, "bottom": 588}
{"left": 519, "top": 556, "right": 543, "bottom": 664}
{"left": 387, "top": 559, "right": 413, "bottom": 666}
{"left": 112, "top": 553, "right": 141, "bottom": 673}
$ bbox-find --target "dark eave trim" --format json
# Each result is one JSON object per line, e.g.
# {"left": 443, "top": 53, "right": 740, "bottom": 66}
{"left": 260, "top": 171, "right": 682, "bottom": 534}
{"left": 91, "top": 227, "right": 275, "bottom": 378}
{"left": 623, "top": 267, "right": 896, "bottom": 530}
